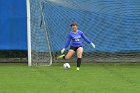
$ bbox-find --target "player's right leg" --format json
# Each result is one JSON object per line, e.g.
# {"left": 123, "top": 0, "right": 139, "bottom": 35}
{"left": 57, "top": 49, "right": 75, "bottom": 59}
{"left": 65, "top": 49, "right": 75, "bottom": 59}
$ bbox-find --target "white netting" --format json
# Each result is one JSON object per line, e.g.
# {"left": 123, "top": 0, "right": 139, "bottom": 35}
{"left": 29, "top": 0, "right": 140, "bottom": 65}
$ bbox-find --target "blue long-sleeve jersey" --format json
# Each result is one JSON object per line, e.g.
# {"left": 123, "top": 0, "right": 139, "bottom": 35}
{"left": 64, "top": 30, "right": 92, "bottom": 48}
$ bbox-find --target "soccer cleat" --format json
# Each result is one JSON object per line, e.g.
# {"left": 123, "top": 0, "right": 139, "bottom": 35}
{"left": 57, "top": 54, "right": 65, "bottom": 59}
{"left": 77, "top": 67, "right": 80, "bottom": 71}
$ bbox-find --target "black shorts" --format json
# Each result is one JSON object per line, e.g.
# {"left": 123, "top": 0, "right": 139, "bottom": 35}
{"left": 70, "top": 46, "right": 82, "bottom": 52}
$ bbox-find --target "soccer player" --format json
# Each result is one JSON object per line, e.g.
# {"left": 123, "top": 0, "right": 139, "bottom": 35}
{"left": 57, "top": 22, "right": 95, "bottom": 70}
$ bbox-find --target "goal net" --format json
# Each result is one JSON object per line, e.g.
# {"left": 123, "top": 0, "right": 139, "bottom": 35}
{"left": 27, "top": 0, "right": 140, "bottom": 66}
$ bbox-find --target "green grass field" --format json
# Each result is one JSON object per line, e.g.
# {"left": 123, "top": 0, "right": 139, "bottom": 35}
{"left": 0, "top": 63, "right": 140, "bottom": 93}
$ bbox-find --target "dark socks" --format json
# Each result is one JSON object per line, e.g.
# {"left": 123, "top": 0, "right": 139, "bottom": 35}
{"left": 63, "top": 55, "right": 65, "bottom": 59}
{"left": 77, "top": 58, "right": 82, "bottom": 67}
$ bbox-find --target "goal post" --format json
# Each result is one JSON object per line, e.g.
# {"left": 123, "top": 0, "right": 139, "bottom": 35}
{"left": 26, "top": 0, "right": 31, "bottom": 66}
{"left": 27, "top": 0, "right": 140, "bottom": 66}
{"left": 26, "top": 0, "right": 52, "bottom": 66}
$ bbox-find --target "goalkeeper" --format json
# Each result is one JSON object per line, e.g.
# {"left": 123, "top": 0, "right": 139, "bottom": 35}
{"left": 57, "top": 22, "right": 95, "bottom": 70}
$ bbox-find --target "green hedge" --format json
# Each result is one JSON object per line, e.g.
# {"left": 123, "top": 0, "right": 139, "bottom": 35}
{"left": 0, "top": 50, "right": 27, "bottom": 58}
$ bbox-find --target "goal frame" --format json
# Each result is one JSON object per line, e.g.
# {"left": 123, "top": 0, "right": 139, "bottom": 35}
{"left": 26, "top": 0, "right": 53, "bottom": 66}
{"left": 26, "top": 0, "right": 31, "bottom": 66}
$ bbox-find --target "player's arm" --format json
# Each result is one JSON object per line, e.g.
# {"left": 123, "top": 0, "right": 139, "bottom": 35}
{"left": 81, "top": 32, "right": 95, "bottom": 48}
{"left": 61, "top": 34, "right": 71, "bottom": 54}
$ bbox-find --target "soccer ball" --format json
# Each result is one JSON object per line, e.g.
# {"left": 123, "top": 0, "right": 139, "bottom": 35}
{"left": 63, "top": 63, "right": 70, "bottom": 69}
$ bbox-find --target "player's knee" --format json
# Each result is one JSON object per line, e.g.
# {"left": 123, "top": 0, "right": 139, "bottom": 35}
{"left": 77, "top": 54, "right": 82, "bottom": 58}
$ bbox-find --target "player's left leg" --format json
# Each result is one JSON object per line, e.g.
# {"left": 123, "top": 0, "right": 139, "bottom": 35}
{"left": 76, "top": 47, "right": 83, "bottom": 70}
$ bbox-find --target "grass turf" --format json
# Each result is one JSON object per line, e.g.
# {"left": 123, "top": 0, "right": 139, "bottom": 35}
{"left": 0, "top": 63, "right": 140, "bottom": 93}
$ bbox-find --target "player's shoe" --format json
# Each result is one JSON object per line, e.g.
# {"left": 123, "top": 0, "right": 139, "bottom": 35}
{"left": 77, "top": 67, "right": 80, "bottom": 71}
{"left": 57, "top": 54, "right": 65, "bottom": 59}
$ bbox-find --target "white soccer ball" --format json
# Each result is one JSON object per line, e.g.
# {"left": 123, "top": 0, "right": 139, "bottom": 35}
{"left": 63, "top": 63, "right": 70, "bottom": 69}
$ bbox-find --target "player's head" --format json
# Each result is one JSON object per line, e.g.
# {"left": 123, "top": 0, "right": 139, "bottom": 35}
{"left": 70, "top": 22, "right": 78, "bottom": 32}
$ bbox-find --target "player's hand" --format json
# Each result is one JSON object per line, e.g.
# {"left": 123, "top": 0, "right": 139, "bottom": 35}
{"left": 61, "top": 48, "right": 65, "bottom": 54}
{"left": 91, "top": 43, "right": 95, "bottom": 48}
